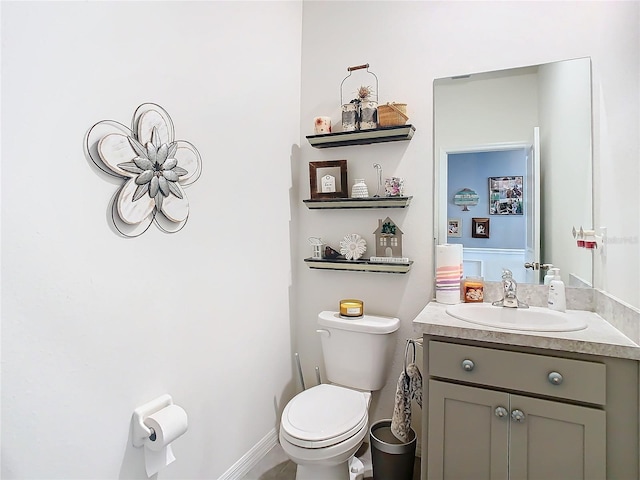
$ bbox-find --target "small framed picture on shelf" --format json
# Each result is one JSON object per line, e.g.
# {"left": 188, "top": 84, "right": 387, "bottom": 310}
{"left": 309, "top": 160, "right": 348, "bottom": 199}
{"left": 447, "top": 218, "right": 462, "bottom": 237}
{"left": 472, "top": 218, "right": 490, "bottom": 238}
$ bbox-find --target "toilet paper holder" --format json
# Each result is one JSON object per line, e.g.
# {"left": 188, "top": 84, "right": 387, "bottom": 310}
{"left": 132, "top": 394, "right": 173, "bottom": 447}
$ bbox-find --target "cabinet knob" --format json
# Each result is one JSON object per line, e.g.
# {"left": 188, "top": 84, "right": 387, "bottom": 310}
{"left": 548, "top": 371, "right": 563, "bottom": 385}
{"left": 511, "top": 409, "right": 526, "bottom": 423}
{"left": 461, "top": 359, "right": 475, "bottom": 372}
{"left": 495, "top": 406, "right": 508, "bottom": 419}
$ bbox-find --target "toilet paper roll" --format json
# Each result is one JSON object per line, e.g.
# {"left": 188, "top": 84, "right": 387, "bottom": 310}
{"left": 144, "top": 405, "right": 188, "bottom": 451}
{"left": 435, "top": 244, "right": 463, "bottom": 305}
{"left": 143, "top": 404, "right": 188, "bottom": 477}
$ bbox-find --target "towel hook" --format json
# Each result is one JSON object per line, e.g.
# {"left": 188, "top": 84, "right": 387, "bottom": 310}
{"left": 404, "top": 339, "right": 416, "bottom": 375}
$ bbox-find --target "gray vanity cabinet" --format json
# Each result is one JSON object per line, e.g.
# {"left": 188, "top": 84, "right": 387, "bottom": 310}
{"left": 508, "top": 393, "right": 605, "bottom": 479}
{"left": 428, "top": 380, "right": 605, "bottom": 479}
{"left": 423, "top": 337, "right": 638, "bottom": 480}
{"left": 427, "top": 380, "right": 509, "bottom": 479}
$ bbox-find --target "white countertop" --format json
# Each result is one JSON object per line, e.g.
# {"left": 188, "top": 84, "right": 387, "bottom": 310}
{"left": 413, "top": 301, "right": 640, "bottom": 361}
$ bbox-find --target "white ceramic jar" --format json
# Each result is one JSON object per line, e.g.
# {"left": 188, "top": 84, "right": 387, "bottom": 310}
{"left": 351, "top": 179, "right": 369, "bottom": 198}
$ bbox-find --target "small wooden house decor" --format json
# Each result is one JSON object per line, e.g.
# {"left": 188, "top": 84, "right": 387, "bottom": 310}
{"left": 373, "top": 217, "right": 403, "bottom": 258}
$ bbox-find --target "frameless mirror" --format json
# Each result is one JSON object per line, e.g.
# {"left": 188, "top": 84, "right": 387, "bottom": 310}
{"left": 434, "top": 57, "right": 593, "bottom": 286}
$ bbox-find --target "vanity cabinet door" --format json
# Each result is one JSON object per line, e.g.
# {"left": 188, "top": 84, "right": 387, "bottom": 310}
{"left": 509, "top": 394, "right": 606, "bottom": 480}
{"left": 428, "top": 380, "right": 606, "bottom": 480}
{"left": 428, "top": 380, "right": 509, "bottom": 480}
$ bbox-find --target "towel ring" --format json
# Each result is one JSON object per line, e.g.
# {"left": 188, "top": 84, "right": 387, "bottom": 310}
{"left": 404, "top": 339, "right": 416, "bottom": 375}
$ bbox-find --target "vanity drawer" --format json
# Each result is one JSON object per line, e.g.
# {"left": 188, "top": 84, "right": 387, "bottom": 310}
{"left": 429, "top": 341, "right": 606, "bottom": 405}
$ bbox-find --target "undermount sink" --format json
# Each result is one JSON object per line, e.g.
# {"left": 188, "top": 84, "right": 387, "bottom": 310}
{"left": 445, "top": 303, "right": 588, "bottom": 332}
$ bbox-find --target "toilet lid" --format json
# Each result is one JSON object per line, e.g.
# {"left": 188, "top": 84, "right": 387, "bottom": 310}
{"left": 281, "top": 384, "right": 368, "bottom": 448}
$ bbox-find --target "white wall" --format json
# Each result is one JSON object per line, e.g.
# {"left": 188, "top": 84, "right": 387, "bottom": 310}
{"left": 1, "top": 2, "right": 301, "bottom": 478}
{"left": 2, "top": 1, "right": 638, "bottom": 478}
{"left": 435, "top": 69, "right": 539, "bottom": 148}
{"left": 298, "top": 0, "right": 639, "bottom": 444}
{"left": 538, "top": 59, "right": 593, "bottom": 286}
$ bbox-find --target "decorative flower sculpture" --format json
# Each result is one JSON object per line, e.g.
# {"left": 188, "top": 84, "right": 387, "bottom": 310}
{"left": 86, "top": 104, "right": 201, "bottom": 236}
{"left": 340, "top": 233, "right": 367, "bottom": 261}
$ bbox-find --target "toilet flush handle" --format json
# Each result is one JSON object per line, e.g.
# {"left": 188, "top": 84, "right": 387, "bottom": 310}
{"left": 316, "top": 329, "right": 331, "bottom": 337}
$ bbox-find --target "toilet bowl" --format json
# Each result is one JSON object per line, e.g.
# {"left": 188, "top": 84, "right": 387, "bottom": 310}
{"left": 279, "top": 384, "right": 371, "bottom": 480}
{"left": 279, "top": 311, "right": 399, "bottom": 480}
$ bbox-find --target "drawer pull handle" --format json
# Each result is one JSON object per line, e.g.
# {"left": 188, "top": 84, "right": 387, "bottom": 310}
{"left": 548, "top": 371, "right": 564, "bottom": 385}
{"left": 495, "top": 406, "right": 508, "bottom": 419}
{"left": 461, "top": 359, "right": 475, "bottom": 372}
{"left": 511, "top": 409, "right": 526, "bottom": 423}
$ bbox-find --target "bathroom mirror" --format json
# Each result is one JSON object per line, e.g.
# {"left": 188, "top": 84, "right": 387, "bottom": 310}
{"left": 435, "top": 57, "right": 593, "bottom": 286}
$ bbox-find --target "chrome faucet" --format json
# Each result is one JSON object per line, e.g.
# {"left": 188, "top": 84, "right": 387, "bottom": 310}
{"left": 492, "top": 269, "right": 529, "bottom": 308}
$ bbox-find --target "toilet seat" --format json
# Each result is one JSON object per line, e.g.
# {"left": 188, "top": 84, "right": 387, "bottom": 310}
{"left": 281, "top": 384, "right": 368, "bottom": 449}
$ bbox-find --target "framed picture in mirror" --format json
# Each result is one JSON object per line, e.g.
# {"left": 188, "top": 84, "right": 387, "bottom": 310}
{"left": 447, "top": 218, "right": 462, "bottom": 237}
{"left": 472, "top": 218, "right": 490, "bottom": 238}
{"left": 309, "top": 160, "right": 348, "bottom": 199}
{"left": 489, "top": 176, "right": 523, "bottom": 215}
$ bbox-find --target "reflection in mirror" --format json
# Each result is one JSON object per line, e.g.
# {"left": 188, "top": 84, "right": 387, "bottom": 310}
{"left": 435, "top": 58, "right": 593, "bottom": 286}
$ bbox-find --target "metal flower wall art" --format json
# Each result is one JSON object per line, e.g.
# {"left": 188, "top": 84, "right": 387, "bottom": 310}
{"left": 86, "top": 104, "right": 202, "bottom": 236}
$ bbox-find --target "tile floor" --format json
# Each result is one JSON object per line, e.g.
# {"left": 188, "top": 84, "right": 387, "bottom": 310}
{"left": 242, "top": 442, "right": 420, "bottom": 480}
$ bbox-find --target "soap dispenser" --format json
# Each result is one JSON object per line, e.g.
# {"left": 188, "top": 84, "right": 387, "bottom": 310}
{"left": 543, "top": 267, "right": 557, "bottom": 285}
{"left": 547, "top": 268, "right": 566, "bottom": 312}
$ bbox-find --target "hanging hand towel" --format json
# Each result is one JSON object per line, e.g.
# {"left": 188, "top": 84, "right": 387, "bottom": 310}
{"left": 390, "top": 362, "right": 423, "bottom": 443}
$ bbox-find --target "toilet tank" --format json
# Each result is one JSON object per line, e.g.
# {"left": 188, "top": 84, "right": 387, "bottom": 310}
{"left": 317, "top": 311, "right": 400, "bottom": 391}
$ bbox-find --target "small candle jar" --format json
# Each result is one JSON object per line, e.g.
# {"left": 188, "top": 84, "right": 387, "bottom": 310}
{"left": 314, "top": 116, "right": 332, "bottom": 134}
{"left": 340, "top": 299, "right": 364, "bottom": 318}
{"left": 463, "top": 277, "right": 484, "bottom": 303}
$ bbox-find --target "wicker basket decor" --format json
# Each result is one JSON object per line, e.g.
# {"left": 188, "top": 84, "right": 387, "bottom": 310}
{"left": 378, "top": 103, "right": 408, "bottom": 127}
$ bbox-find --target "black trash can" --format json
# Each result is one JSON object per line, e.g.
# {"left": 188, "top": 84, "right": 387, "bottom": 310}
{"left": 370, "top": 419, "right": 417, "bottom": 480}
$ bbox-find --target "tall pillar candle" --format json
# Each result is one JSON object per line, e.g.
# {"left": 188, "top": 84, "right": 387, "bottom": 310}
{"left": 435, "top": 244, "right": 463, "bottom": 304}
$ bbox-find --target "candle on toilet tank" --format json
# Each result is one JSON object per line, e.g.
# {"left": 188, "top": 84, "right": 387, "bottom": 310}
{"left": 340, "top": 299, "right": 363, "bottom": 318}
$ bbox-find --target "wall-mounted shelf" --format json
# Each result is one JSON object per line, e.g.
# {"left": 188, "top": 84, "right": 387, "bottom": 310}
{"left": 306, "top": 124, "right": 416, "bottom": 148}
{"left": 303, "top": 196, "right": 412, "bottom": 209}
{"left": 304, "top": 257, "right": 413, "bottom": 274}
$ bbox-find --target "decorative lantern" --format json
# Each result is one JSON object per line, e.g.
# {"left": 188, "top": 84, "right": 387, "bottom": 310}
{"left": 309, "top": 237, "right": 325, "bottom": 259}
{"left": 340, "top": 64, "right": 379, "bottom": 132}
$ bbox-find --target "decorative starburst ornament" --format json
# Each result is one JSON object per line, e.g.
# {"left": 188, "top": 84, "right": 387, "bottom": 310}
{"left": 340, "top": 233, "right": 367, "bottom": 261}
{"left": 86, "top": 104, "right": 202, "bottom": 237}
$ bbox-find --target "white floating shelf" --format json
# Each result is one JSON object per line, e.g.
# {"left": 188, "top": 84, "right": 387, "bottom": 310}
{"left": 304, "top": 257, "right": 413, "bottom": 274}
{"left": 306, "top": 125, "right": 416, "bottom": 148}
{"left": 303, "top": 196, "right": 412, "bottom": 209}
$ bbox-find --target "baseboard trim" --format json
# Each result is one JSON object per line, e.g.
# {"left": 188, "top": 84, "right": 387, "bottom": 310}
{"left": 218, "top": 427, "right": 279, "bottom": 480}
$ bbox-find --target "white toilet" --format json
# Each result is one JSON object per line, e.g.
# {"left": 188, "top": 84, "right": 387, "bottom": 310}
{"left": 279, "top": 311, "right": 400, "bottom": 480}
